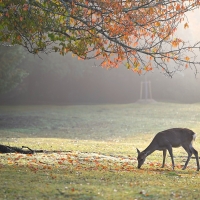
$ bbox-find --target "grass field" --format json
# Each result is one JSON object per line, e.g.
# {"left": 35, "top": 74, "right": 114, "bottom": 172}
{"left": 1, "top": 102, "right": 200, "bottom": 199}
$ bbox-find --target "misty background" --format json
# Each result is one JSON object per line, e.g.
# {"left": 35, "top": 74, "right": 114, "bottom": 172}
{"left": 0, "top": 47, "right": 200, "bottom": 105}
{"left": 1, "top": 10, "right": 200, "bottom": 105}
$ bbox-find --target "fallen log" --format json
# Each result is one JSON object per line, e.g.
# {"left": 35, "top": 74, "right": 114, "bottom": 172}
{"left": 0, "top": 144, "right": 73, "bottom": 154}
{"left": 0, "top": 144, "right": 43, "bottom": 154}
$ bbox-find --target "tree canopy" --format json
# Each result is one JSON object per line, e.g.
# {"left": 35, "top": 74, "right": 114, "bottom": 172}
{"left": 1, "top": 0, "right": 200, "bottom": 76}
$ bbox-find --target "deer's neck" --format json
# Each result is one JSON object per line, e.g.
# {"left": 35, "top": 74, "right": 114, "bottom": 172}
{"left": 143, "top": 140, "right": 158, "bottom": 156}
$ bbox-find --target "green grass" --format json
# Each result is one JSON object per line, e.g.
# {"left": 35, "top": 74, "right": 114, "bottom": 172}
{"left": 1, "top": 102, "right": 200, "bottom": 199}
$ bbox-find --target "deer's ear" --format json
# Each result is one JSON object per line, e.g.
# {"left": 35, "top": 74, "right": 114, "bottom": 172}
{"left": 136, "top": 148, "right": 140, "bottom": 154}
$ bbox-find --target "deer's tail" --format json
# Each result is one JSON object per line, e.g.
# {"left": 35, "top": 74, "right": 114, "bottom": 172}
{"left": 192, "top": 133, "right": 197, "bottom": 142}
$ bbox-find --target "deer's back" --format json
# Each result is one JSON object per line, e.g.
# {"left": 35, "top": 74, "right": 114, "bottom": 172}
{"left": 154, "top": 128, "right": 195, "bottom": 148}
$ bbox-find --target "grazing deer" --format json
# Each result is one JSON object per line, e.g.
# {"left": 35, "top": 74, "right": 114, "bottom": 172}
{"left": 136, "top": 128, "right": 199, "bottom": 171}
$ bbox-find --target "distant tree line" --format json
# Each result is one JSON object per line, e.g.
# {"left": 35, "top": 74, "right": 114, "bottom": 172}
{"left": 0, "top": 45, "right": 28, "bottom": 94}
{"left": 1, "top": 46, "right": 200, "bottom": 104}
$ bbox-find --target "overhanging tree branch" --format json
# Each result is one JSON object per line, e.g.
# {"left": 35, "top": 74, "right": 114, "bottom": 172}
{"left": 1, "top": 0, "right": 200, "bottom": 76}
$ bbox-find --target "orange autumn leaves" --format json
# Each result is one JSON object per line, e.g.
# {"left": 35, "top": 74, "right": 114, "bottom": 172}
{"left": 171, "top": 38, "right": 183, "bottom": 48}
{"left": 1, "top": 152, "right": 190, "bottom": 174}
{"left": 1, "top": 152, "right": 137, "bottom": 172}
{"left": 68, "top": 0, "right": 196, "bottom": 72}
{"left": 1, "top": 0, "right": 199, "bottom": 73}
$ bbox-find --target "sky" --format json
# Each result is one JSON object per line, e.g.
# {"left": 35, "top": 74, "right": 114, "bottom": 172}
{"left": 182, "top": 8, "right": 200, "bottom": 43}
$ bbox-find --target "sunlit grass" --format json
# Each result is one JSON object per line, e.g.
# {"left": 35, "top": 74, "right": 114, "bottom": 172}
{"left": 1, "top": 103, "right": 200, "bottom": 199}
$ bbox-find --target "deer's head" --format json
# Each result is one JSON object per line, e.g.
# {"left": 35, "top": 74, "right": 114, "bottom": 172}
{"left": 136, "top": 148, "right": 147, "bottom": 169}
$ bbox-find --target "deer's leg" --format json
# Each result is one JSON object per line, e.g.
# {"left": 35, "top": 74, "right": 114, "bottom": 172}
{"left": 166, "top": 145, "right": 175, "bottom": 170}
{"left": 190, "top": 146, "right": 199, "bottom": 171}
{"left": 161, "top": 149, "right": 167, "bottom": 168}
{"left": 182, "top": 144, "right": 192, "bottom": 170}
